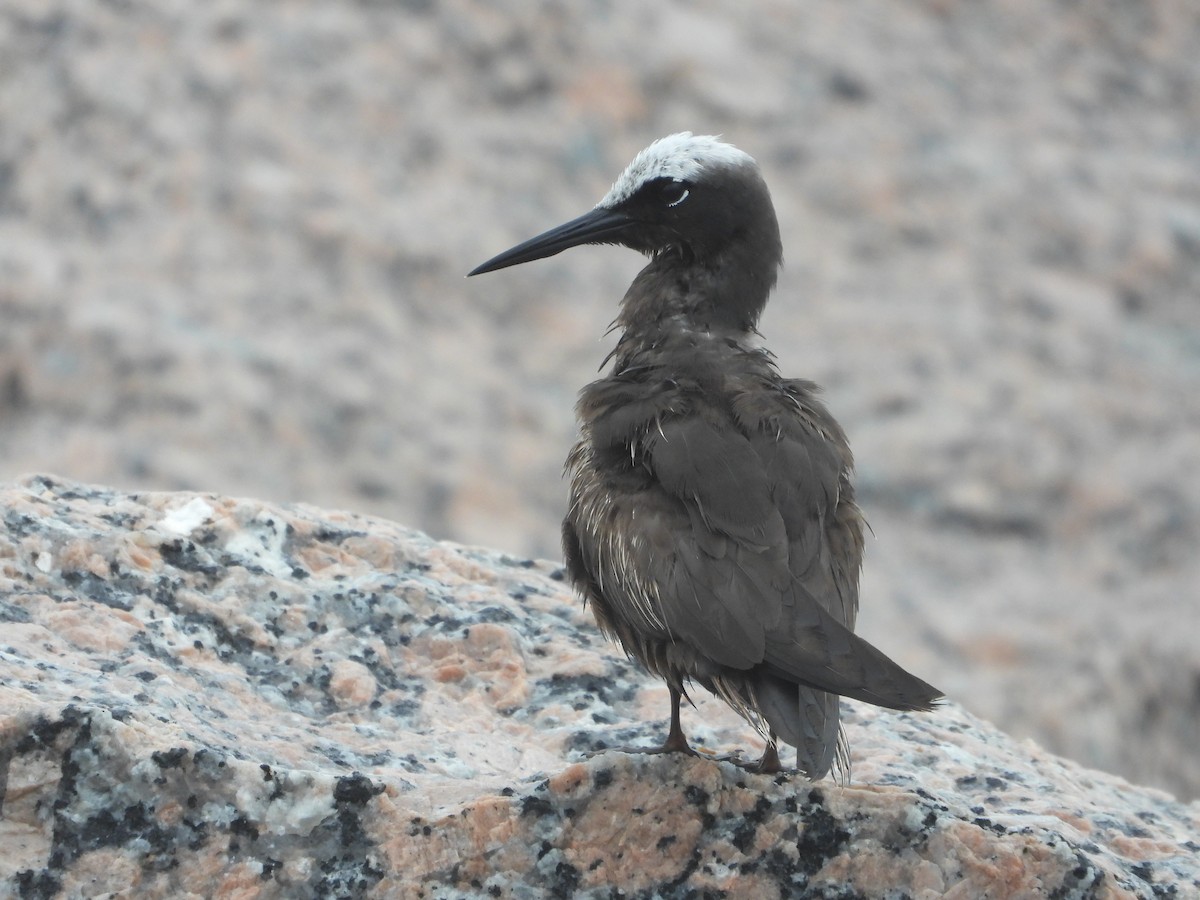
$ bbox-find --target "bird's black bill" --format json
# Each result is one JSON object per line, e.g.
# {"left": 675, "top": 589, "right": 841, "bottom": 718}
{"left": 468, "top": 206, "right": 632, "bottom": 276}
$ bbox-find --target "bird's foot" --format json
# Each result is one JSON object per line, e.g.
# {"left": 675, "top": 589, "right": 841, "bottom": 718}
{"left": 585, "top": 744, "right": 691, "bottom": 759}
{"left": 595, "top": 720, "right": 704, "bottom": 758}
{"left": 585, "top": 737, "right": 698, "bottom": 760}
{"left": 587, "top": 746, "right": 748, "bottom": 767}
{"left": 727, "top": 743, "right": 785, "bottom": 775}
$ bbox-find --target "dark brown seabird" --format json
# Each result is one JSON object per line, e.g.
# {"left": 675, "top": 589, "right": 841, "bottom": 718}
{"left": 469, "top": 133, "right": 941, "bottom": 779}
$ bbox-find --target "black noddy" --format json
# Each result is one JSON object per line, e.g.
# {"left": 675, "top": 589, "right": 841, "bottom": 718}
{"left": 469, "top": 133, "right": 941, "bottom": 779}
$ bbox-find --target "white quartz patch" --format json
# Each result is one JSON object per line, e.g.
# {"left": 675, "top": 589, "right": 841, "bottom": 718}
{"left": 222, "top": 514, "right": 293, "bottom": 578}
{"left": 158, "top": 497, "right": 214, "bottom": 535}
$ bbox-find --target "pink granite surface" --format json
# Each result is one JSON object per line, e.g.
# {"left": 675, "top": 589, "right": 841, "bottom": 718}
{"left": 1, "top": 476, "right": 1197, "bottom": 898}
{"left": 3, "top": 0, "right": 1200, "bottom": 803}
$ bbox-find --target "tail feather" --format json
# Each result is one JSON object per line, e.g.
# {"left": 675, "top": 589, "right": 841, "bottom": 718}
{"left": 764, "top": 599, "right": 943, "bottom": 712}
{"left": 751, "top": 673, "right": 843, "bottom": 781}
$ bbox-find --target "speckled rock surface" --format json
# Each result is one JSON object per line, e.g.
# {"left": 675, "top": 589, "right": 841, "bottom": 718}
{"left": 1, "top": 0, "right": 1198, "bottom": 803}
{"left": 2, "top": 477, "right": 1197, "bottom": 898}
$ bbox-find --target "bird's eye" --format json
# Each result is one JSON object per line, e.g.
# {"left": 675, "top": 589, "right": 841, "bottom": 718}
{"left": 661, "top": 181, "right": 690, "bottom": 208}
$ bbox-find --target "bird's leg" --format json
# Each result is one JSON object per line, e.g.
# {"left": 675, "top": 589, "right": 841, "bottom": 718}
{"left": 728, "top": 731, "right": 785, "bottom": 775}
{"left": 587, "top": 685, "right": 701, "bottom": 759}
{"left": 753, "top": 739, "right": 783, "bottom": 775}
{"left": 658, "top": 685, "right": 693, "bottom": 754}
{"left": 648, "top": 687, "right": 737, "bottom": 762}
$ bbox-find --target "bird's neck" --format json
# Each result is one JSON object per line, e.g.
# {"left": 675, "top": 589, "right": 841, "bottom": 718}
{"left": 604, "top": 244, "right": 781, "bottom": 376}
{"left": 614, "top": 237, "right": 780, "bottom": 344}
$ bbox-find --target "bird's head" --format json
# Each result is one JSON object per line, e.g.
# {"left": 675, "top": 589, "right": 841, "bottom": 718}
{"left": 468, "top": 133, "right": 782, "bottom": 280}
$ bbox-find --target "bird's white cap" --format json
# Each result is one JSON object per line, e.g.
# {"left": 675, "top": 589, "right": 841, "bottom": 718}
{"left": 598, "top": 132, "right": 756, "bottom": 209}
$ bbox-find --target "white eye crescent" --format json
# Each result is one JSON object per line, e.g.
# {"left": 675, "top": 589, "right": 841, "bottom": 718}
{"left": 663, "top": 181, "right": 690, "bottom": 207}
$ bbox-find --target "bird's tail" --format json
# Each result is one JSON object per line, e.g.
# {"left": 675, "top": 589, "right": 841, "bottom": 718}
{"left": 763, "top": 597, "right": 943, "bottom": 713}
{"left": 752, "top": 673, "right": 846, "bottom": 781}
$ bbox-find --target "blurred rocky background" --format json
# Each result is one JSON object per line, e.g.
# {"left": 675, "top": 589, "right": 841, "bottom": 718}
{"left": 0, "top": 0, "right": 1197, "bottom": 799}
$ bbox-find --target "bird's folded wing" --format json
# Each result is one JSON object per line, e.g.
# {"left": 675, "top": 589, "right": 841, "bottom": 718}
{"left": 636, "top": 416, "right": 792, "bottom": 669}
{"left": 642, "top": 416, "right": 939, "bottom": 709}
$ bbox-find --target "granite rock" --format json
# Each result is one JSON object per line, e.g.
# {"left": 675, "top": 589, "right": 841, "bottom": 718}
{"left": 2, "top": 476, "right": 1197, "bottom": 898}
{"left": 1, "top": 0, "right": 1198, "bottom": 801}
